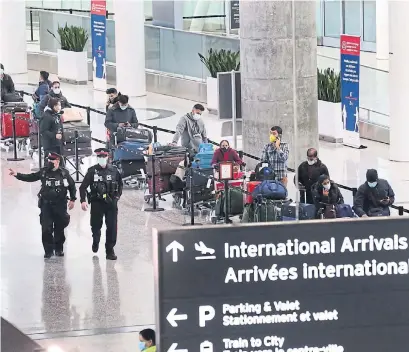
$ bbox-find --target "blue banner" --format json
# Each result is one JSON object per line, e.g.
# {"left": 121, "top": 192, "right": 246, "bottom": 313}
{"left": 91, "top": 0, "right": 106, "bottom": 90}
{"left": 340, "top": 35, "right": 361, "bottom": 148}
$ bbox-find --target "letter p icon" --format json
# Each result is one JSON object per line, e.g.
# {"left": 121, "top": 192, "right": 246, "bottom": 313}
{"left": 199, "top": 305, "right": 215, "bottom": 327}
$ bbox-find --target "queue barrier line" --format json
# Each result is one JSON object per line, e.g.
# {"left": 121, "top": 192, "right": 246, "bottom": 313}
{"left": 16, "top": 90, "right": 409, "bottom": 215}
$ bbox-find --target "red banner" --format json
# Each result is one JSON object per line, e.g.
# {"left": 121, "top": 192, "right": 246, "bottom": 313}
{"left": 340, "top": 35, "right": 360, "bottom": 56}
{"left": 91, "top": 0, "right": 106, "bottom": 16}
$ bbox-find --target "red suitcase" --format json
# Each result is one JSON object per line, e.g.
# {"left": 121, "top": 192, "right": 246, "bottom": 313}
{"left": 148, "top": 175, "right": 171, "bottom": 194}
{"left": 1, "top": 111, "right": 30, "bottom": 139}
{"left": 244, "top": 181, "right": 261, "bottom": 204}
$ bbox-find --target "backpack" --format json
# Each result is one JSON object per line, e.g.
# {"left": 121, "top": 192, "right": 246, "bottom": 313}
{"left": 252, "top": 162, "right": 275, "bottom": 181}
{"left": 252, "top": 180, "right": 287, "bottom": 200}
{"left": 335, "top": 204, "right": 354, "bottom": 218}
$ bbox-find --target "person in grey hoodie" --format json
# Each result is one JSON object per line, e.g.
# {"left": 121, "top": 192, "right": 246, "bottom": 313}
{"left": 104, "top": 94, "right": 138, "bottom": 143}
{"left": 171, "top": 104, "right": 207, "bottom": 154}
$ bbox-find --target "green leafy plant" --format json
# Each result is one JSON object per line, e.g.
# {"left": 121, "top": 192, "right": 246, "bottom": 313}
{"left": 198, "top": 48, "right": 240, "bottom": 78}
{"left": 48, "top": 24, "right": 89, "bottom": 52}
{"left": 317, "top": 68, "right": 341, "bottom": 103}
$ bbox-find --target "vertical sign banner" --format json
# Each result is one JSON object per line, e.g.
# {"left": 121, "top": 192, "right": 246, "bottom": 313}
{"left": 340, "top": 35, "right": 362, "bottom": 148}
{"left": 230, "top": 0, "right": 240, "bottom": 30}
{"left": 91, "top": 0, "right": 107, "bottom": 91}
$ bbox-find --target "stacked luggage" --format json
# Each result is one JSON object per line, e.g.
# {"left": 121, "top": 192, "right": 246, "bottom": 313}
{"left": 1, "top": 102, "right": 30, "bottom": 140}
{"left": 63, "top": 121, "right": 92, "bottom": 157}
{"left": 191, "top": 143, "right": 214, "bottom": 168}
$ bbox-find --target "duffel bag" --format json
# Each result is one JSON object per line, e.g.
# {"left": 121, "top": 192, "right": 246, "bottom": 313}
{"left": 279, "top": 202, "right": 316, "bottom": 221}
{"left": 252, "top": 180, "right": 287, "bottom": 200}
{"left": 215, "top": 187, "right": 244, "bottom": 217}
{"left": 2, "top": 92, "right": 23, "bottom": 103}
{"left": 241, "top": 202, "right": 279, "bottom": 223}
{"left": 335, "top": 204, "right": 354, "bottom": 218}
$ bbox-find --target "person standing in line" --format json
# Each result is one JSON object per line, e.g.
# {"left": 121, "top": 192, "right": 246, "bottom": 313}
{"left": 260, "top": 126, "right": 290, "bottom": 187}
{"left": 105, "top": 87, "right": 121, "bottom": 112}
{"left": 40, "top": 97, "right": 64, "bottom": 161}
{"left": 9, "top": 153, "right": 76, "bottom": 258}
{"left": 39, "top": 81, "right": 71, "bottom": 114}
{"left": 79, "top": 148, "right": 123, "bottom": 260}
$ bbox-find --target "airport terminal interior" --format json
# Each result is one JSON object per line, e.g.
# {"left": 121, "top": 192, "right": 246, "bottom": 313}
{"left": 1, "top": 0, "right": 409, "bottom": 351}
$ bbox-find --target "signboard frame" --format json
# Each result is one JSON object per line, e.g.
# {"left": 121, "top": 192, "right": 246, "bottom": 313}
{"left": 91, "top": 0, "right": 107, "bottom": 91}
{"left": 154, "top": 217, "right": 409, "bottom": 352}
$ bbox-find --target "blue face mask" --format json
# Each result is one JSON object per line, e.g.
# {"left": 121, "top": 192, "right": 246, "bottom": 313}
{"left": 138, "top": 341, "right": 146, "bottom": 351}
{"left": 120, "top": 105, "right": 127, "bottom": 110}
{"left": 367, "top": 181, "right": 377, "bottom": 188}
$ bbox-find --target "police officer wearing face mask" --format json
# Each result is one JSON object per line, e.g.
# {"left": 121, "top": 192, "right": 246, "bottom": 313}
{"left": 79, "top": 148, "right": 123, "bottom": 260}
{"left": 353, "top": 169, "right": 395, "bottom": 218}
{"left": 296, "top": 148, "right": 330, "bottom": 204}
{"left": 9, "top": 153, "right": 76, "bottom": 259}
{"left": 39, "top": 81, "right": 71, "bottom": 115}
{"left": 104, "top": 94, "right": 138, "bottom": 144}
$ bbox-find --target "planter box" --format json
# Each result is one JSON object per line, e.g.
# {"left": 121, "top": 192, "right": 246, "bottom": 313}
{"left": 57, "top": 49, "right": 88, "bottom": 84}
{"left": 206, "top": 76, "right": 218, "bottom": 114}
{"left": 318, "top": 100, "right": 343, "bottom": 143}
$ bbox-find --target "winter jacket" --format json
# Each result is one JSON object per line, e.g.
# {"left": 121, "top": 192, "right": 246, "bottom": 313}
{"left": 40, "top": 107, "right": 64, "bottom": 150}
{"left": 353, "top": 179, "right": 395, "bottom": 217}
{"left": 39, "top": 91, "right": 71, "bottom": 114}
{"left": 211, "top": 147, "right": 243, "bottom": 166}
{"left": 104, "top": 104, "right": 139, "bottom": 136}
{"left": 312, "top": 181, "right": 344, "bottom": 207}
{"left": 172, "top": 113, "right": 207, "bottom": 154}
{"left": 33, "top": 81, "right": 50, "bottom": 102}
{"left": 1, "top": 73, "right": 15, "bottom": 101}
{"left": 297, "top": 159, "right": 329, "bottom": 203}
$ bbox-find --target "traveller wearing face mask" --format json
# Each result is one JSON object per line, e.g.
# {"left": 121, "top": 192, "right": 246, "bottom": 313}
{"left": 171, "top": 103, "right": 208, "bottom": 154}
{"left": 312, "top": 174, "right": 344, "bottom": 217}
{"left": 296, "top": 148, "right": 329, "bottom": 204}
{"left": 260, "top": 126, "right": 290, "bottom": 187}
{"left": 9, "top": 152, "right": 76, "bottom": 258}
{"left": 39, "top": 81, "right": 71, "bottom": 115}
{"left": 104, "top": 94, "right": 138, "bottom": 143}
{"left": 139, "top": 328, "right": 156, "bottom": 352}
{"left": 105, "top": 87, "right": 121, "bottom": 112}
{"left": 79, "top": 148, "right": 123, "bottom": 260}
{"left": 353, "top": 169, "right": 395, "bottom": 218}
{"left": 40, "top": 97, "right": 64, "bottom": 159}
{"left": 211, "top": 139, "right": 244, "bottom": 167}
{"left": 0, "top": 63, "right": 16, "bottom": 101}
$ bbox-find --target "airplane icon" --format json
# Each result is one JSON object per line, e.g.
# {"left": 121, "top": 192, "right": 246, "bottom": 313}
{"left": 195, "top": 242, "right": 216, "bottom": 260}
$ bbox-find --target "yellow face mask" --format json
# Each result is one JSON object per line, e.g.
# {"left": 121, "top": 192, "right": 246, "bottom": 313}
{"left": 269, "top": 135, "right": 277, "bottom": 143}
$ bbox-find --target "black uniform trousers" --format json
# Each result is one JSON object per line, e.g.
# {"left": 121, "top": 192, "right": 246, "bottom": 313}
{"left": 40, "top": 200, "right": 69, "bottom": 254}
{"left": 90, "top": 199, "right": 118, "bottom": 253}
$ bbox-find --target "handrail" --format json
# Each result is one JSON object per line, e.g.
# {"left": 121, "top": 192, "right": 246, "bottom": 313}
{"left": 18, "top": 90, "right": 408, "bottom": 215}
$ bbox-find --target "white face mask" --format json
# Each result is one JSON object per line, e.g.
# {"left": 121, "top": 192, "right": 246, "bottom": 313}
{"left": 0, "top": 69, "right": 4, "bottom": 75}
{"left": 192, "top": 113, "right": 201, "bottom": 120}
{"left": 97, "top": 157, "right": 107, "bottom": 167}
{"left": 120, "top": 105, "right": 127, "bottom": 110}
{"left": 53, "top": 88, "right": 61, "bottom": 94}
{"left": 323, "top": 183, "right": 331, "bottom": 191}
{"left": 307, "top": 159, "right": 317, "bottom": 166}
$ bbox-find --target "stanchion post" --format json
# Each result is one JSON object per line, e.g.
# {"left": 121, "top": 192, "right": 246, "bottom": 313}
{"left": 153, "top": 126, "right": 158, "bottom": 143}
{"left": 7, "top": 109, "right": 24, "bottom": 161}
{"left": 352, "top": 187, "right": 358, "bottom": 197}
{"left": 182, "top": 152, "right": 189, "bottom": 209}
{"left": 38, "top": 126, "right": 42, "bottom": 168}
{"left": 86, "top": 106, "right": 91, "bottom": 126}
{"left": 224, "top": 179, "right": 230, "bottom": 224}
{"left": 30, "top": 10, "right": 34, "bottom": 42}
{"left": 145, "top": 154, "right": 164, "bottom": 212}
{"left": 74, "top": 130, "right": 80, "bottom": 182}
{"left": 398, "top": 206, "right": 404, "bottom": 216}
{"left": 183, "top": 167, "right": 201, "bottom": 226}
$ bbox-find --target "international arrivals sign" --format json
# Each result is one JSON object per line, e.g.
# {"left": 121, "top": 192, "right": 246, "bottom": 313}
{"left": 153, "top": 218, "right": 409, "bottom": 352}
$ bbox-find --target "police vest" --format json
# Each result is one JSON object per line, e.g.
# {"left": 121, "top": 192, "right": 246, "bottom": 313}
{"left": 40, "top": 168, "right": 69, "bottom": 201}
{"left": 90, "top": 166, "right": 118, "bottom": 200}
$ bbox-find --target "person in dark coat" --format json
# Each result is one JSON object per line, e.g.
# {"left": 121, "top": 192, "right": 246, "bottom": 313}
{"left": 353, "top": 169, "right": 395, "bottom": 217}
{"left": 211, "top": 139, "right": 244, "bottom": 167}
{"left": 0, "top": 63, "right": 15, "bottom": 101}
{"left": 104, "top": 94, "right": 138, "bottom": 143}
{"left": 312, "top": 174, "right": 344, "bottom": 218}
{"left": 39, "top": 81, "right": 71, "bottom": 114}
{"left": 296, "top": 148, "right": 329, "bottom": 204}
{"left": 40, "top": 97, "right": 64, "bottom": 158}
{"left": 32, "top": 71, "right": 52, "bottom": 102}
{"left": 105, "top": 87, "right": 121, "bottom": 112}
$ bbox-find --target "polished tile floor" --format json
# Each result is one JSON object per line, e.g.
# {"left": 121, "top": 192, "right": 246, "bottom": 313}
{"left": 1, "top": 72, "right": 408, "bottom": 351}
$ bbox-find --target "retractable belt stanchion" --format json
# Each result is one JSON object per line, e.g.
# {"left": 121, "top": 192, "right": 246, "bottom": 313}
{"left": 182, "top": 152, "right": 189, "bottom": 209}
{"left": 7, "top": 108, "right": 24, "bottom": 161}
{"left": 74, "top": 130, "right": 80, "bottom": 182}
{"left": 183, "top": 167, "right": 202, "bottom": 226}
{"left": 86, "top": 106, "right": 91, "bottom": 126}
{"left": 224, "top": 179, "right": 230, "bottom": 224}
{"left": 145, "top": 154, "right": 164, "bottom": 212}
{"left": 38, "top": 127, "right": 42, "bottom": 169}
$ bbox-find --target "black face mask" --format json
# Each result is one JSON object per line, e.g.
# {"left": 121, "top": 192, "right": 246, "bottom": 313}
{"left": 47, "top": 162, "right": 55, "bottom": 170}
{"left": 221, "top": 147, "right": 229, "bottom": 152}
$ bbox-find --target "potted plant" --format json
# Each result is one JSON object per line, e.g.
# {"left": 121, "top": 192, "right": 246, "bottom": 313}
{"left": 317, "top": 68, "right": 343, "bottom": 142}
{"left": 199, "top": 48, "right": 240, "bottom": 113}
{"left": 48, "top": 24, "right": 89, "bottom": 84}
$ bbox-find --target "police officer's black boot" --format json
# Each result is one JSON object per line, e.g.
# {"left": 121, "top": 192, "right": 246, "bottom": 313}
{"left": 106, "top": 250, "right": 117, "bottom": 261}
{"left": 44, "top": 252, "right": 53, "bottom": 259}
{"left": 55, "top": 250, "right": 64, "bottom": 257}
{"left": 92, "top": 242, "right": 99, "bottom": 253}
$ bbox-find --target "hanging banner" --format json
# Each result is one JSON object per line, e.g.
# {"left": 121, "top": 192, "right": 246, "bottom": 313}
{"left": 340, "top": 35, "right": 363, "bottom": 148}
{"left": 91, "top": 0, "right": 107, "bottom": 91}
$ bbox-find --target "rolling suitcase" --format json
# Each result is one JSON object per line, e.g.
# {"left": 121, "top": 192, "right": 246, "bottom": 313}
{"left": 241, "top": 202, "right": 279, "bottom": 223}
{"left": 148, "top": 175, "right": 171, "bottom": 194}
{"left": 147, "top": 154, "right": 186, "bottom": 176}
{"left": 1, "top": 102, "right": 30, "bottom": 139}
{"left": 215, "top": 187, "right": 244, "bottom": 217}
{"left": 63, "top": 121, "right": 92, "bottom": 144}
{"left": 280, "top": 202, "right": 316, "bottom": 221}
{"left": 117, "top": 127, "right": 153, "bottom": 143}
{"left": 113, "top": 141, "right": 148, "bottom": 161}
{"left": 29, "top": 118, "right": 40, "bottom": 149}
{"left": 63, "top": 144, "right": 93, "bottom": 157}
{"left": 115, "top": 160, "right": 146, "bottom": 178}
{"left": 244, "top": 181, "right": 261, "bottom": 204}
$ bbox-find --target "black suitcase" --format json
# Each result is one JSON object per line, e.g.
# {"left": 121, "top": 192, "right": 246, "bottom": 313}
{"left": 185, "top": 168, "right": 214, "bottom": 192}
{"left": 63, "top": 121, "right": 91, "bottom": 144}
{"left": 154, "top": 145, "right": 188, "bottom": 156}
{"left": 2, "top": 92, "right": 23, "bottom": 103}
{"left": 63, "top": 142, "right": 92, "bottom": 157}
{"left": 117, "top": 127, "right": 153, "bottom": 143}
{"left": 115, "top": 160, "right": 146, "bottom": 178}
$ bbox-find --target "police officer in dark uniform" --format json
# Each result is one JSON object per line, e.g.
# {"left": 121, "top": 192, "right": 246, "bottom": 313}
{"left": 9, "top": 152, "right": 76, "bottom": 258}
{"left": 79, "top": 148, "right": 123, "bottom": 260}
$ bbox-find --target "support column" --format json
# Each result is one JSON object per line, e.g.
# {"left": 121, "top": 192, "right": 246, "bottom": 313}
{"left": 376, "top": 0, "right": 389, "bottom": 60}
{"left": 389, "top": 1, "right": 409, "bottom": 162}
{"left": 113, "top": 0, "right": 146, "bottom": 97}
{"left": 0, "top": 0, "right": 27, "bottom": 74}
{"left": 240, "top": 1, "right": 318, "bottom": 168}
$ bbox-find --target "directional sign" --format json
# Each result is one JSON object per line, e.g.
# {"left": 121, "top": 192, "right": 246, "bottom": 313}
{"left": 153, "top": 218, "right": 409, "bottom": 352}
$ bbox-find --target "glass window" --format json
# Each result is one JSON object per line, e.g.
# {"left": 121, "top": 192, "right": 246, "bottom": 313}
{"left": 363, "top": 1, "right": 376, "bottom": 42}
{"left": 324, "top": 0, "right": 341, "bottom": 37}
{"left": 316, "top": 0, "right": 323, "bottom": 38}
{"left": 344, "top": 0, "right": 361, "bottom": 36}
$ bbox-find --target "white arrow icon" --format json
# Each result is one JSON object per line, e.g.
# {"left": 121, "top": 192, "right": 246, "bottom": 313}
{"left": 168, "top": 343, "right": 188, "bottom": 352}
{"left": 166, "top": 241, "right": 184, "bottom": 262}
{"left": 167, "top": 308, "right": 188, "bottom": 327}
